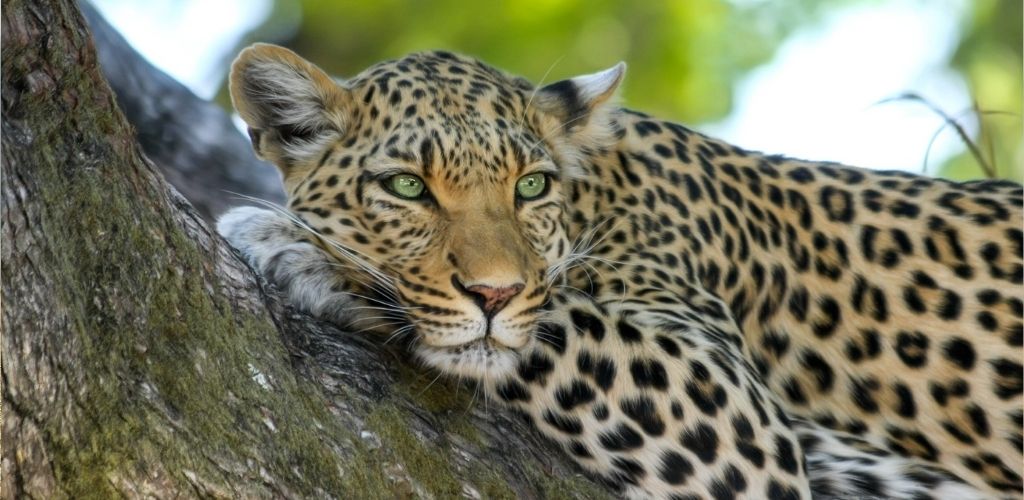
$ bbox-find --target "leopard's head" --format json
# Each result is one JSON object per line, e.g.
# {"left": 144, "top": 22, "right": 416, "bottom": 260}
{"left": 230, "top": 44, "right": 623, "bottom": 376}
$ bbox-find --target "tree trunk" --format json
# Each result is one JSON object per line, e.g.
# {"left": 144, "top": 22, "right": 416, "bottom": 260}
{"left": 1, "top": 1, "right": 610, "bottom": 498}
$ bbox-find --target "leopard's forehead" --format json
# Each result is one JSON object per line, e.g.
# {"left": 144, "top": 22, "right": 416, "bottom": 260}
{"left": 339, "top": 51, "right": 551, "bottom": 187}
{"left": 345, "top": 51, "right": 533, "bottom": 121}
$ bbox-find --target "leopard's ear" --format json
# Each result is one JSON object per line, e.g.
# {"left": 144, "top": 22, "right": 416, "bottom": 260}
{"left": 229, "top": 43, "right": 350, "bottom": 182}
{"left": 534, "top": 63, "right": 625, "bottom": 176}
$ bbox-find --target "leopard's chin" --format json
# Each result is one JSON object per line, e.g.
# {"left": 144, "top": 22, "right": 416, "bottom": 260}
{"left": 415, "top": 338, "right": 520, "bottom": 379}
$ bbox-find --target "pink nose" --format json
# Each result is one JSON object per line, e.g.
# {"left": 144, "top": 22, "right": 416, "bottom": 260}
{"left": 461, "top": 282, "right": 525, "bottom": 316}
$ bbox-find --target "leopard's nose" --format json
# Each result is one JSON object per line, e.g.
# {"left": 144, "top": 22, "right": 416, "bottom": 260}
{"left": 452, "top": 275, "right": 525, "bottom": 316}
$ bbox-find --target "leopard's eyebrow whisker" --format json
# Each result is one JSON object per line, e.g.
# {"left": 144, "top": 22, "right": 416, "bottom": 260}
{"left": 516, "top": 54, "right": 566, "bottom": 131}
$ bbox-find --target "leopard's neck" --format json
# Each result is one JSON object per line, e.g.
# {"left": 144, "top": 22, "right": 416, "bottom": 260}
{"left": 565, "top": 110, "right": 878, "bottom": 360}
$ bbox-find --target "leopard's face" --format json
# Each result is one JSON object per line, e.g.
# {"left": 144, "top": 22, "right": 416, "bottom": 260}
{"left": 229, "top": 45, "right": 623, "bottom": 377}
{"left": 297, "top": 107, "right": 571, "bottom": 376}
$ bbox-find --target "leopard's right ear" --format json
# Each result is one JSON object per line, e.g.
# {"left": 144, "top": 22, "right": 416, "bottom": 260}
{"left": 229, "top": 43, "right": 350, "bottom": 179}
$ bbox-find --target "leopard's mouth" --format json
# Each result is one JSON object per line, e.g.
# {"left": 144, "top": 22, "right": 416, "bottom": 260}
{"left": 414, "top": 336, "right": 521, "bottom": 378}
{"left": 466, "top": 336, "right": 515, "bottom": 351}
{"left": 429, "top": 336, "right": 515, "bottom": 357}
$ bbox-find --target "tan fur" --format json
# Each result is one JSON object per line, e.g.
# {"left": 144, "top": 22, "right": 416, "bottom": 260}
{"left": 221, "top": 46, "right": 1023, "bottom": 499}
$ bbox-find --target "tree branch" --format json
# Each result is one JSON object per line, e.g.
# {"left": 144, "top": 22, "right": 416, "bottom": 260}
{"left": 80, "top": 1, "right": 285, "bottom": 221}
{"left": 1, "top": 1, "right": 609, "bottom": 498}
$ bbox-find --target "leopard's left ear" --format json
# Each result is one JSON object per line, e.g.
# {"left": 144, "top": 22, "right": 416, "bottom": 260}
{"left": 534, "top": 63, "right": 625, "bottom": 175}
{"left": 229, "top": 43, "right": 351, "bottom": 183}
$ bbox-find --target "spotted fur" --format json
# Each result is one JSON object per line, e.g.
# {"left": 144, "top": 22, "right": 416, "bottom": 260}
{"left": 219, "top": 44, "right": 1023, "bottom": 499}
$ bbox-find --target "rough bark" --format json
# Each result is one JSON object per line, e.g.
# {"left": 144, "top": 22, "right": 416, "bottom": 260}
{"left": 1, "top": 1, "right": 610, "bottom": 498}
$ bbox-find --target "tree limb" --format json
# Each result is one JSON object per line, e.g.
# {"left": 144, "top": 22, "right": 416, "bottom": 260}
{"left": 80, "top": 1, "right": 286, "bottom": 221}
{"left": 1, "top": 1, "right": 609, "bottom": 498}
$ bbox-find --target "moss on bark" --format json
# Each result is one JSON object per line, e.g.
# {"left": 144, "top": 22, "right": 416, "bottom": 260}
{"left": 2, "top": 2, "right": 610, "bottom": 498}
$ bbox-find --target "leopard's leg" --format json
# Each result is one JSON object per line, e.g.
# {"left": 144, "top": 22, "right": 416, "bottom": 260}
{"left": 794, "top": 419, "right": 990, "bottom": 499}
{"left": 501, "top": 275, "right": 986, "bottom": 499}
{"left": 483, "top": 288, "right": 814, "bottom": 499}
{"left": 217, "top": 206, "right": 398, "bottom": 333}
{"left": 631, "top": 281, "right": 994, "bottom": 498}
{"left": 635, "top": 285, "right": 990, "bottom": 499}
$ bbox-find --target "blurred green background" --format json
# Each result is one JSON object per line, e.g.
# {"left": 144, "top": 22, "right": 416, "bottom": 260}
{"left": 97, "top": 0, "right": 1022, "bottom": 181}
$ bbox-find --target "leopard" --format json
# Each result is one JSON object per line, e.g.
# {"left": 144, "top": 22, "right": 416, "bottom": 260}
{"left": 217, "top": 43, "right": 1023, "bottom": 499}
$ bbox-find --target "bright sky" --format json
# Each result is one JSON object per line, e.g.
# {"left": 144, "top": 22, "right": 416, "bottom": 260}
{"left": 92, "top": 0, "right": 271, "bottom": 98}
{"left": 707, "top": 1, "right": 971, "bottom": 173}
{"left": 92, "top": 0, "right": 971, "bottom": 173}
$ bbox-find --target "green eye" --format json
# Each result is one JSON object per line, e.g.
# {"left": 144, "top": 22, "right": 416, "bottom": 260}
{"left": 386, "top": 174, "right": 426, "bottom": 199}
{"left": 516, "top": 173, "right": 548, "bottom": 200}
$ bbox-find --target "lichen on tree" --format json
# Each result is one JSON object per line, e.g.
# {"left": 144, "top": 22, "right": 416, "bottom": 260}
{"left": 0, "top": 1, "right": 609, "bottom": 498}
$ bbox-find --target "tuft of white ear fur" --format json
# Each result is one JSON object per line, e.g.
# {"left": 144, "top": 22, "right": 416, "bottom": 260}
{"left": 229, "top": 44, "right": 350, "bottom": 178}
{"left": 535, "top": 62, "right": 626, "bottom": 179}
{"left": 572, "top": 62, "right": 625, "bottom": 108}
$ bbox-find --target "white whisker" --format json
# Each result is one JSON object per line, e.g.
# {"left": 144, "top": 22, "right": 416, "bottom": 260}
{"left": 227, "top": 193, "right": 396, "bottom": 289}
{"left": 516, "top": 55, "right": 566, "bottom": 130}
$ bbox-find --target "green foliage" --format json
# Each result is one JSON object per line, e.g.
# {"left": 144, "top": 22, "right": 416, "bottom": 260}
{"left": 255, "top": 0, "right": 862, "bottom": 123}
{"left": 939, "top": 0, "right": 1022, "bottom": 181}
{"left": 232, "top": 0, "right": 1020, "bottom": 182}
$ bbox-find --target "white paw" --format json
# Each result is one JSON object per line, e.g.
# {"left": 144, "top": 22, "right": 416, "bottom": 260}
{"left": 216, "top": 205, "right": 274, "bottom": 236}
{"left": 216, "top": 205, "right": 364, "bottom": 328}
{"left": 218, "top": 206, "right": 305, "bottom": 264}
{"left": 218, "top": 206, "right": 282, "bottom": 250}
